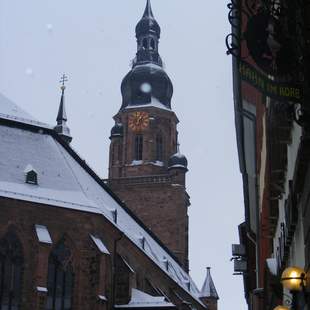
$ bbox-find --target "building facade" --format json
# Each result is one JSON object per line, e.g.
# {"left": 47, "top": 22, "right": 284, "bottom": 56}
{"left": 229, "top": 0, "right": 310, "bottom": 309}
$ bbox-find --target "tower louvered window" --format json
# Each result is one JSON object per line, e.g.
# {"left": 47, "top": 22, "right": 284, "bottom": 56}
{"left": 46, "top": 241, "right": 74, "bottom": 310}
{"left": 0, "top": 232, "right": 23, "bottom": 310}
{"left": 134, "top": 135, "right": 143, "bottom": 160}
{"left": 142, "top": 38, "right": 148, "bottom": 49}
{"left": 156, "top": 134, "right": 164, "bottom": 161}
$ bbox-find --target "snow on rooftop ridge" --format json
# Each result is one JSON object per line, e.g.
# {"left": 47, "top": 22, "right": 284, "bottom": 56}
{"left": 0, "top": 93, "right": 51, "bottom": 129}
{"left": 115, "top": 289, "right": 175, "bottom": 308}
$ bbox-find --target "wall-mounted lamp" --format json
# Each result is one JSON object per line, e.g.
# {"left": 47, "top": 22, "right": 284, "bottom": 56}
{"left": 273, "top": 306, "right": 290, "bottom": 310}
{"left": 279, "top": 266, "right": 307, "bottom": 310}
{"left": 281, "top": 267, "right": 306, "bottom": 292}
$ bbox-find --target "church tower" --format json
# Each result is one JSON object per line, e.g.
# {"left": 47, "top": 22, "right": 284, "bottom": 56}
{"left": 107, "top": 0, "right": 190, "bottom": 271}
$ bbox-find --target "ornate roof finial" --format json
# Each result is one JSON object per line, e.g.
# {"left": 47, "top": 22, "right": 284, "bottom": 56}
{"left": 134, "top": 0, "right": 162, "bottom": 66}
{"left": 143, "top": 0, "right": 154, "bottom": 18}
{"left": 60, "top": 73, "right": 68, "bottom": 91}
{"left": 54, "top": 74, "right": 72, "bottom": 143}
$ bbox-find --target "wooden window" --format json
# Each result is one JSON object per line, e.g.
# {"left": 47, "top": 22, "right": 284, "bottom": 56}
{"left": 156, "top": 134, "right": 164, "bottom": 161}
{"left": 134, "top": 135, "right": 143, "bottom": 161}
{"left": 0, "top": 232, "right": 23, "bottom": 310}
{"left": 46, "top": 241, "right": 74, "bottom": 310}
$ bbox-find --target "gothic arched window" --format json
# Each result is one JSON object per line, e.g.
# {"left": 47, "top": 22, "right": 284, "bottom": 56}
{"left": 46, "top": 240, "right": 74, "bottom": 310}
{"left": 0, "top": 232, "right": 23, "bottom": 310}
{"left": 134, "top": 135, "right": 143, "bottom": 161}
{"left": 156, "top": 133, "right": 164, "bottom": 161}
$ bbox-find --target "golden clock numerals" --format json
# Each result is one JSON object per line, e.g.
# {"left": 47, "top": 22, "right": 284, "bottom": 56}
{"left": 128, "top": 112, "right": 149, "bottom": 132}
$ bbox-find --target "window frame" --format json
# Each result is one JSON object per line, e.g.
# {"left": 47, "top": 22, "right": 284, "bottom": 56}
{"left": 134, "top": 135, "right": 143, "bottom": 161}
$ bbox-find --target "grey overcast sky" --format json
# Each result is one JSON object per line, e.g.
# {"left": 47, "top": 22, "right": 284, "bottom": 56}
{"left": 0, "top": 0, "right": 246, "bottom": 309}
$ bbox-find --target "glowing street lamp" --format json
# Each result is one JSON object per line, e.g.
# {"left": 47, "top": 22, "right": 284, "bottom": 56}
{"left": 280, "top": 266, "right": 307, "bottom": 310}
{"left": 273, "top": 306, "right": 290, "bottom": 310}
{"left": 281, "top": 267, "right": 306, "bottom": 292}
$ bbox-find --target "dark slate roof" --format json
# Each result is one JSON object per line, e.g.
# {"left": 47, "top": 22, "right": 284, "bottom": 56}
{"left": 110, "top": 122, "right": 124, "bottom": 139}
{"left": 168, "top": 151, "right": 188, "bottom": 171}
{"left": 121, "top": 63, "right": 173, "bottom": 110}
{"left": 135, "top": 0, "right": 161, "bottom": 38}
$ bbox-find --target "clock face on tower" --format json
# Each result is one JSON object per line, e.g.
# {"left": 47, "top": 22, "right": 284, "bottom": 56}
{"left": 128, "top": 111, "right": 150, "bottom": 132}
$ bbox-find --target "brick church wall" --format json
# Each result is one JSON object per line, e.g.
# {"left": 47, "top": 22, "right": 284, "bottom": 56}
{"left": 0, "top": 197, "right": 201, "bottom": 310}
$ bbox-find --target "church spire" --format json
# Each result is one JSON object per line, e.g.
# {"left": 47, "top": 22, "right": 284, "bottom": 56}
{"left": 199, "top": 267, "right": 219, "bottom": 300}
{"left": 143, "top": 0, "right": 155, "bottom": 19}
{"left": 134, "top": 0, "right": 162, "bottom": 67}
{"left": 54, "top": 74, "right": 72, "bottom": 143}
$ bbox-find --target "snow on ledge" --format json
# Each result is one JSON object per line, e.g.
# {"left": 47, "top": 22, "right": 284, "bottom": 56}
{"left": 90, "top": 234, "right": 110, "bottom": 255}
{"left": 125, "top": 97, "right": 171, "bottom": 112}
{"left": 131, "top": 160, "right": 144, "bottom": 166}
{"left": 37, "top": 287, "right": 48, "bottom": 293}
{"left": 115, "top": 289, "right": 175, "bottom": 308}
{"left": 35, "top": 225, "right": 52, "bottom": 244}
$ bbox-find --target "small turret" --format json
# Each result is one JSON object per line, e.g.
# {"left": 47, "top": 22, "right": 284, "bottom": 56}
{"left": 54, "top": 74, "right": 72, "bottom": 143}
{"left": 110, "top": 122, "right": 124, "bottom": 139}
{"left": 199, "top": 267, "right": 219, "bottom": 310}
{"left": 168, "top": 144, "right": 188, "bottom": 172}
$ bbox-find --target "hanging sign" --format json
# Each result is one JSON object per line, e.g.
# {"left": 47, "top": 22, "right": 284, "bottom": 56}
{"left": 239, "top": 60, "right": 303, "bottom": 103}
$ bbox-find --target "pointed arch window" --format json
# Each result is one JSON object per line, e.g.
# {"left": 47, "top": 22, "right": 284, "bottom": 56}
{"left": 46, "top": 240, "right": 74, "bottom": 310}
{"left": 156, "top": 133, "right": 164, "bottom": 161}
{"left": 0, "top": 232, "right": 23, "bottom": 310}
{"left": 134, "top": 135, "right": 143, "bottom": 161}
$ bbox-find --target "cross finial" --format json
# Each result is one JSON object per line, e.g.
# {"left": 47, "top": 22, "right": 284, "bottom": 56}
{"left": 60, "top": 74, "right": 68, "bottom": 91}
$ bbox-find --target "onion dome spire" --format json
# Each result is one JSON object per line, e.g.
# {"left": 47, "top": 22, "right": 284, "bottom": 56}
{"left": 135, "top": 0, "right": 162, "bottom": 67}
{"left": 199, "top": 267, "right": 219, "bottom": 300}
{"left": 54, "top": 74, "right": 72, "bottom": 143}
{"left": 120, "top": 0, "right": 173, "bottom": 110}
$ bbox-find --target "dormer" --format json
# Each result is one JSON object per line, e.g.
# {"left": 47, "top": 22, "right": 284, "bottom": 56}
{"left": 24, "top": 164, "right": 38, "bottom": 185}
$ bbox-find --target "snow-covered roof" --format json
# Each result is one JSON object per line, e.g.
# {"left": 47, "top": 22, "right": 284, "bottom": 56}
{"left": 0, "top": 93, "right": 51, "bottom": 128}
{"left": 199, "top": 268, "right": 219, "bottom": 300}
{"left": 0, "top": 97, "right": 203, "bottom": 306}
{"left": 115, "top": 289, "right": 175, "bottom": 308}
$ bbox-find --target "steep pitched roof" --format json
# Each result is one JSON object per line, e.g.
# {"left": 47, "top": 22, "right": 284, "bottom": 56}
{"left": 0, "top": 93, "right": 50, "bottom": 128}
{"left": 199, "top": 268, "right": 219, "bottom": 300}
{"left": 0, "top": 97, "right": 204, "bottom": 307}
